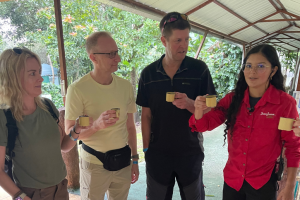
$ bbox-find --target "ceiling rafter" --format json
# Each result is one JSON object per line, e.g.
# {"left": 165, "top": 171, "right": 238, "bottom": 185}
{"left": 185, "top": 0, "right": 214, "bottom": 15}
{"left": 261, "top": 19, "right": 300, "bottom": 22}
{"left": 228, "top": 11, "right": 279, "bottom": 36}
{"left": 246, "top": 25, "right": 293, "bottom": 46}
{"left": 275, "top": 38, "right": 299, "bottom": 49}
{"left": 281, "top": 33, "right": 300, "bottom": 42}
{"left": 274, "top": 0, "right": 294, "bottom": 26}
{"left": 213, "top": 0, "right": 268, "bottom": 34}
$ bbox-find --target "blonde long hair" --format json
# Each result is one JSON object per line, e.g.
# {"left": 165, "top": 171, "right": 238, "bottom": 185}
{"left": 0, "top": 48, "right": 47, "bottom": 121}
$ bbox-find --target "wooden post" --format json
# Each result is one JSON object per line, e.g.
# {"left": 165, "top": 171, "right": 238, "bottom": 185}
{"left": 54, "top": 0, "right": 68, "bottom": 104}
{"left": 53, "top": 0, "right": 79, "bottom": 192}
{"left": 243, "top": 44, "right": 246, "bottom": 58}
{"left": 296, "top": 52, "right": 300, "bottom": 91}
{"left": 194, "top": 31, "right": 208, "bottom": 59}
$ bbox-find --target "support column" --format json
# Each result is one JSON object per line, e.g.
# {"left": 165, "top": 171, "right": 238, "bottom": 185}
{"left": 194, "top": 31, "right": 208, "bottom": 59}
{"left": 54, "top": 0, "right": 68, "bottom": 104}
{"left": 53, "top": 0, "right": 79, "bottom": 191}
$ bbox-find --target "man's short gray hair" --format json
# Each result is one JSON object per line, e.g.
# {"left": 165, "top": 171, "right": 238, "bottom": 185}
{"left": 85, "top": 31, "right": 112, "bottom": 54}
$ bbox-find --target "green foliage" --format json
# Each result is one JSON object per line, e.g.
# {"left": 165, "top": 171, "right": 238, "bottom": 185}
{"left": 0, "top": 0, "right": 52, "bottom": 40}
{"left": 1, "top": 0, "right": 243, "bottom": 104}
{"left": 42, "top": 83, "right": 64, "bottom": 108}
{"left": 190, "top": 37, "right": 243, "bottom": 98}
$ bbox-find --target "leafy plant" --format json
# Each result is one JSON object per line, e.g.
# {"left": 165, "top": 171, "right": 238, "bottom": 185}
{"left": 42, "top": 82, "right": 64, "bottom": 108}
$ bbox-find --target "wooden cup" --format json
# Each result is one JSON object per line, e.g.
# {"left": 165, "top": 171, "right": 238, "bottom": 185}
{"left": 278, "top": 117, "right": 295, "bottom": 131}
{"left": 166, "top": 92, "right": 175, "bottom": 102}
{"left": 79, "top": 116, "right": 89, "bottom": 126}
{"left": 206, "top": 95, "right": 217, "bottom": 108}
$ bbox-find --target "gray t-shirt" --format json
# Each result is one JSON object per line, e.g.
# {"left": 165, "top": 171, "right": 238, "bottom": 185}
{"left": 0, "top": 100, "right": 66, "bottom": 189}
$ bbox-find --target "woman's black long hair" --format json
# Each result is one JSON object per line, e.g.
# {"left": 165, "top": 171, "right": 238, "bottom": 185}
{"left": 223, "top": 44, "right": 285, "bottom": 144}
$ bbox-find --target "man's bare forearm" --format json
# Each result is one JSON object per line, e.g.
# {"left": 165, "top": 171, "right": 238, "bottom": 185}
{"left": 186, "top": 99, "right": 195, "bottom": 113}
{"left": 128, "top": 127, "right": 138, "bottom": 156}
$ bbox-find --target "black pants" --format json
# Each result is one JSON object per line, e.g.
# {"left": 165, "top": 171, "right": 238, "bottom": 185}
{"left": 145, "top": 151, "right": 205, "bottom": 200}
{"left": 223, "top": 174, "right": 277, "bottom": 200}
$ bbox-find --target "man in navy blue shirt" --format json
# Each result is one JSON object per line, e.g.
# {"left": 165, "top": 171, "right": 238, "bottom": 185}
{"left": 136, "top": 12, "right": 216, "bottom": 200}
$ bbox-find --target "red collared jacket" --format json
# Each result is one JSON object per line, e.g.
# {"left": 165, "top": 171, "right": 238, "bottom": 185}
{"left": 189, "top": 84, "right": 300, "bottom": 191}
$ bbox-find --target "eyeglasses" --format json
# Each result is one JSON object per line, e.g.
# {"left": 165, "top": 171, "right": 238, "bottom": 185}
{"left": 242, "top": 64, "right": 271, "bottom": 74}
{"left": 162, "top": 14, "right": 189, "bottom": 34}
{"left": 93, "top": 49, "right": 120, "bottom": 59}
{"left": 12, "top": 47, "right": 23, "bottom": 54}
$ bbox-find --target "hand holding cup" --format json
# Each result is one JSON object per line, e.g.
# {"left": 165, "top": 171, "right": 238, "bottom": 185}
{"left": 292, "top": 118, "right": 300, "bottom": 137}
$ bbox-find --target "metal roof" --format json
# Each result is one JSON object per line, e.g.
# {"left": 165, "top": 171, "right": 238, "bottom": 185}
{"left": 99, "top": 0, "right": 300, "bottom": 51}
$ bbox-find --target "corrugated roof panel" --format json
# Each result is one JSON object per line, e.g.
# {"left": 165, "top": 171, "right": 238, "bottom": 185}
{"left": 232, "top": 26, "right": 265, "bottom": 42}
{"left": 137, "top": 0, "right": 207, "bottom": 14}
{"left": 281, "top": 0, "right": 300, "bottom": 17}
{"left": 289, "top": 40, "right": 300, "bottom": 48}
{"left": 255, "top": 13, "right": 289, "bottom": 33}
{"left": 189, "top": 3, "right": 247, "bottom": 34}
{"left": 285, "top": 26, "right": 300, "bottom": 39}
{"left": 217, "top": 0, "right": 276, "bottom": 22}
{"left": 280, "top": 43, "right": 298, "bottom": 50}
{"left": 274, "top": 34, "right": 290, "bottom": 39}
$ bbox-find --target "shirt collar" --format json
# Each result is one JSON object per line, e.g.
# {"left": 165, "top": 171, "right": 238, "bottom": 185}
{"left": 156, "top": 54, "right": 189, "bottom": 75}
{"left": 243, "top": 84, "right": 281, "bottom": 108}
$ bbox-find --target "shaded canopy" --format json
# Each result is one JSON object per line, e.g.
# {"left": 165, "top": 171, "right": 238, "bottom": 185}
{"left": 98, "top": 0, "right": 300, "bottom": 51}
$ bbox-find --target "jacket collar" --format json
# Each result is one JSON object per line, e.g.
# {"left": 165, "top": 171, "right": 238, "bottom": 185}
{"left": 243, "top": 84, "right": 281, "bottom": 108}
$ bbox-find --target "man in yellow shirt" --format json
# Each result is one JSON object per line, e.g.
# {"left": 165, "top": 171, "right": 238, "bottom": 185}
{"left": 65, "top": 31, "right": 139, "bottom": 200}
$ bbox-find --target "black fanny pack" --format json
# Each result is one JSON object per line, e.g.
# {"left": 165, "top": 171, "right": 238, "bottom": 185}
{"left": 82, "top": 143, "right": 131, "bottom": 171}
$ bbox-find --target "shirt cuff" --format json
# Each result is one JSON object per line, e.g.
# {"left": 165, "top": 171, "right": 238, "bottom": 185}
{"left": 189, "top": 114, "right": 198, "bottom": 132}
{"left": 287, "top": 158, "right": 300, "bottom": 168}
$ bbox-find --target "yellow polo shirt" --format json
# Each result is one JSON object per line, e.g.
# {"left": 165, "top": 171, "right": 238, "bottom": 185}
{"left": 65, "top": 73, "right": 136, "bottom": 165}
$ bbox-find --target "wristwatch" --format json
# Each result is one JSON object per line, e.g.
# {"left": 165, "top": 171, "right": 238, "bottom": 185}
{"left": 14, "top": 192, "right": 26, "bottom": 200}
{"left": 131, "top": 154, "right": 139, "bottom": 159}
{"left": 69, "top": 131, "right": 78, "bottom": 141}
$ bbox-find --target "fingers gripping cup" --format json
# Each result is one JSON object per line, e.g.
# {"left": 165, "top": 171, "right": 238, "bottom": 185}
{"left": 111, "top": 108, "right": 120, "bottom": 118}
{"left": 166, "top": 92, "right": 175, "bottom": 102}
{"left": 278, "top": 117, "right": 295, "bottom": 131}
{"left": 79, "top": 115, "right": 89, "bottom": 126}
{"left": 206, "top": 95, "right": 217, "bottom": 108}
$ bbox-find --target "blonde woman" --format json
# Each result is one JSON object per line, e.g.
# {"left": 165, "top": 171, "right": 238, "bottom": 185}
{"left": 0, "top": 48, "right": 92, "bottom": 200}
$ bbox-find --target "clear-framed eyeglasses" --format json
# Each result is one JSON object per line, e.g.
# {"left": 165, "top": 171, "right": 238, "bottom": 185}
{"left": 242, "top": 64, "right": 271, "bottom": 74}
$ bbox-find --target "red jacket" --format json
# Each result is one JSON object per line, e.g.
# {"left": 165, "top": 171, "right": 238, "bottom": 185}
{"left": 189, "top": 84, "right": 300, "bottom": 191}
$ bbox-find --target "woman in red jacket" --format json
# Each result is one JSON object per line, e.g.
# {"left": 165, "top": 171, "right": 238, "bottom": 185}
{"left": 189, "top": 44, "right": 300, "bottom": 200}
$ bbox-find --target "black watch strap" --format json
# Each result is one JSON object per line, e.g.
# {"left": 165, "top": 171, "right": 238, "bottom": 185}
{"left": 72, "top": 125, "right": 80, "bottom": 134}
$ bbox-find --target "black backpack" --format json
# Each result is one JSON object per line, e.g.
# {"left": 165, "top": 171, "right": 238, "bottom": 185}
{"left": 4, "top": 99, "right": 59, "bottom": 181}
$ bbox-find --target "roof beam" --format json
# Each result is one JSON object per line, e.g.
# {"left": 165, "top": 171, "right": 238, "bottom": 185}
{"left": 229, "top": 11, "right": 279, "bottom": 36}
{"left": 275, "top": 38, "right": 299, "bottom": 49}
{"left": 275, "top": 0, "right": 295, "bottom": 26}
{"left": 116, "top": 0, "right": 246, "bottom": 45}
{"left": 213, "top": 0, "right": 268, "bottom": 35}
{"left": 261, "top": 19, "right": 300, "bottom": 22}
{"left": 271, "top": 43, "right": 291, "bottom": 51}
{"left": 186, "top": 0, "right": 214, "bottom": 15}
{"left": 246, "top": 25, "right": 293, "bottom": 47}
{"left": 280, "top": 10, "right": 300, "bottom": 19}
{"left": 281, "top": 33, "right": 300, "bottom": 42}
{"left": 279, "top": 31, "right": 300, "bottom": 33}
{"left": 189, "top": 20, "right": 246, "bottom": 44}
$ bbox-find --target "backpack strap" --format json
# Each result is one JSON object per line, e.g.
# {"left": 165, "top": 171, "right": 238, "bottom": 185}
{"left": 43, "top": 98, "right": 59, "bottom": 124}
{"left": 4, "top": 109, "right": 18, "bottom": 159}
